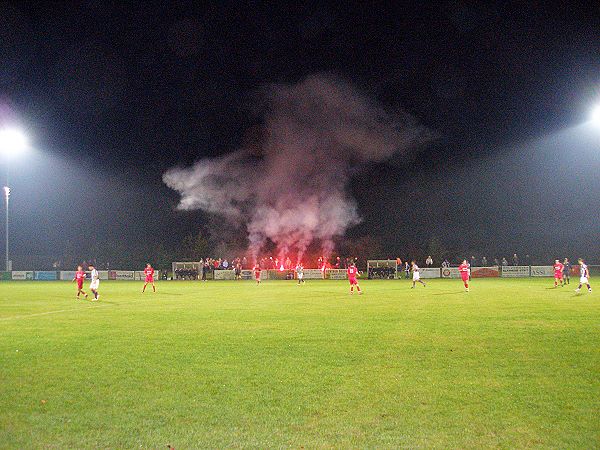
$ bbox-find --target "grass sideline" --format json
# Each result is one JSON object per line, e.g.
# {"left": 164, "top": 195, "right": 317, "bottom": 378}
{"left": 0, "top": 278, "right": 598, "bottom": 448}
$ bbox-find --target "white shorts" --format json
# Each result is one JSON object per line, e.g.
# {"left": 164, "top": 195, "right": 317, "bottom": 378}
{"left": 298, "top": 273, "right": 303, "bottom": 280}
{"left": 580, "top": 276, "right": 589, "bottom": 284}
{"left": 413, "top": 272, "right": 420, "bottom": 281}
{"left": 90, "top": 280, "right": 100, "bottom": 290}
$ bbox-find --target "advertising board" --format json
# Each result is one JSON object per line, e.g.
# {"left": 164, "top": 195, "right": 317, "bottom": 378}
{"left": 500, "top": 266, "right": 530, "bottom": 277}
{"left": 302, "top": 269, "right": 324, "bottom": 280}
{"left": 326, "top": 269, "right": 347, "bottom": 280}
{"left": 420, "top": 268, "right": 441, "bottom": 278}
{"left": 441, "top": 267, "right": 461, "bottom": 279}
{"left": 530, "top": 266, "right": 553, "bottom": 277}
{"left": 12, "top": 271, "right": 34, "bottom": 280}
{"left": 214, "top": 269, "right": 236, "bottom": 280}
{"left": 471, "top": 266, "right": 500, "bottom": 278}
{"left": 113, "top": 270, "right": 135, "bottom": 280}
{"left": 34, "top": 271, "right": 58, "bottom": 280}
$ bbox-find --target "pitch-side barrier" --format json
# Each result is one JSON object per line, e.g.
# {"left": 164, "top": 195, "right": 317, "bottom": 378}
{"left": 1, "top": 270, "right": 160, "bottom": 281}
{"left": 2, "top": 266, "right": 596, "bottom": 281}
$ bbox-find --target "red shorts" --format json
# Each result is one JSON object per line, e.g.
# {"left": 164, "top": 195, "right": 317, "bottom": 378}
{"left": 554, "top": 273, "right": 563, "bottom": 279}
{"left": 77, "top": 282, "right": 83, "bottom": 290}
{"left": 348, "top": 277, "right": 358, "bottom": 285}
{"left": 145, "top": 276, "right": 154, "bottom": 283}
{"left": 254, "top": 273, "right": 261, "bottom": 280}
{"left": 461, "top": 273, "right": 469, "bottom": 282}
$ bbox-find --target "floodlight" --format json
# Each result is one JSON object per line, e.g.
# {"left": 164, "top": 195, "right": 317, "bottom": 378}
{"left": 591, "top": 105, "right": 600, "bottom": 126}
{"left": 0, "top": 128, "right": 28, "bottom": 157}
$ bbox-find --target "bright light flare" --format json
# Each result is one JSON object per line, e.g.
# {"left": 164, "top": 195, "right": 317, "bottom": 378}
{"left": 0, "top": 128, "right": 28, "bottom": 157}
{"left": 591, "top": 105, "right": 600, "bottom": 126}
{"left": 3, "top": 186, "right": 9, "bottom": 201}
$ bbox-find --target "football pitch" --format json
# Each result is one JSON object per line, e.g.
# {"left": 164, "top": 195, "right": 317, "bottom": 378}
{"left": 1, "top": 279, "right": 598, "bottom": 448}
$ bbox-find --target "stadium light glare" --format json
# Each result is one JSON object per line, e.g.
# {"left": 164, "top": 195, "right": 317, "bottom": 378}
{"left": 0, "top": 128, "right": 28, "bottom": 158}
{"left": 591, "top": 105, "right": 600, "bottom": 126}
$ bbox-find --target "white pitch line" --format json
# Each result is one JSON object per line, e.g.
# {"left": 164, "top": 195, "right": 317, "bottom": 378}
{"left": 0, "top": 303, "right": 111, "bottom": 321}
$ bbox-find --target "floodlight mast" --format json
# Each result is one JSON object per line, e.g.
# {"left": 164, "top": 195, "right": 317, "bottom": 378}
{"left": 3, "top": 186, "right": 8, "bottom": 271}
{"left": 0, "top": 128, "right": 28, "bottom": 271}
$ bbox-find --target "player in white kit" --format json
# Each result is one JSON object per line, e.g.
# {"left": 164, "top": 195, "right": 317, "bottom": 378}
{"left": 575, "top": 259, "right": 592, "bottom": 293}
{"left": 411, "top": 261, "right": 426, "bottom": 288}
{"left": 296, "top": 263, "right": 305, "bottom": 285}
{"left": 89, "top": 264, "right": 100, "bottom": 301}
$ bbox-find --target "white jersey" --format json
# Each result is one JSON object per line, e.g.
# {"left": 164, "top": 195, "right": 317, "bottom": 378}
{"left": 580, "top": 264, "right": 589, "bottom": 283}
{"left": 90, "top": 269, "right": 100, "bottom": 289}
{"left": 412, "top": 264, "right": 420, "bottom": 281}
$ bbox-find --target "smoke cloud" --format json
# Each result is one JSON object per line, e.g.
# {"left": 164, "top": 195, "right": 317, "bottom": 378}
{"left": 164, "top": 74, "right": 429, "bottom": 262}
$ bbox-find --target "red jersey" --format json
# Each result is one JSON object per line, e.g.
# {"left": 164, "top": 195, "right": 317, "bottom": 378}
{"left": 458, "top": 263, "right": 470, "bottom": 274}
{"left": 553, "top": 263, "right": 564, "bottom": 274}
{"left": 75, "top": 270, "right": 85, "bottom": 284}
{"left": 347, "top": 266, "right": 358, "bottom": 279}
{"left": 144, "top": 267, "right": 155, "bottom": 278}
{"left": 253, "top": 266, "right": 261, "bottom": 276}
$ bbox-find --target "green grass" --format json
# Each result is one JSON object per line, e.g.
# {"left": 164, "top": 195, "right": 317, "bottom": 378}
{"left": 0, "top": 278, "right": 598, "bottom": 448}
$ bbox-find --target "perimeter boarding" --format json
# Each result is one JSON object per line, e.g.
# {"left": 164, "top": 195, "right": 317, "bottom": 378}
{"left": 2, "top": 263, "right": 596, "bottom": 281}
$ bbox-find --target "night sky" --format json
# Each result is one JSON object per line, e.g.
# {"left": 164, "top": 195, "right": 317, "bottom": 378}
{"left": 1, "top": 1, "right": 599, "bottom": 268}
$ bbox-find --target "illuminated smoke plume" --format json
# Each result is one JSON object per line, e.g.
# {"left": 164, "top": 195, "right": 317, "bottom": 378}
{"left": 164, "top": 74, "right": 429, "bottom": 262}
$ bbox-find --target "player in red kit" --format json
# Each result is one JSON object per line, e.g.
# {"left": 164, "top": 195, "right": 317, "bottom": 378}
{"left": 253, "top": 264, "right": 262, "bottom": 285}
{"left": 142, "top": 263, "right": 156, "bottom": 293}
{"left": 459, "top": 259, "right": 470, "bottom": 292}
{"left": 72, "top": 265, "right": 88, "bottom": 300}
{"left": 553, "top": 259, "right": 564, "bottom": 287}
{"left": 347, "top": 262, "right": 362, "bottom": 295}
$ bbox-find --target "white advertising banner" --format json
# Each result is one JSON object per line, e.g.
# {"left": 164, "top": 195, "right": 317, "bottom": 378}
{"left": 303, "top": 269, "right": 324, "bottom": 279}
{"left": 12, "top": 271, "right": 34, "bottom": 280}
{"left": 327, "top": 269, "right": 347, "bottom": 280}
{"left": 214, "top": 269, "right": 236, "bottom": 280}
{"left": 114, "top": 270, "right": 135, "bottom": 280}
{"left": 441, "top": 267, "right": 461, "bottom": 279}
{"left": 240, "top": 269, "right": 255, "bottom": 280}
{"left": 530, "top": 266, "right": 554, "bottom": 277}
{"left": 98, "top": 270, "right": 109, "bottom": 280}
{"left": 420, "top": 268, "right": 441, "bottom": 278}
{"left": 239, "top": 269, "right": 267, "bottom": 280}
{"left": 60, "top": 271, "right": 76, "bottom": 280}
{"left": 501, "top": 266, "right": 530, "bottom": 277}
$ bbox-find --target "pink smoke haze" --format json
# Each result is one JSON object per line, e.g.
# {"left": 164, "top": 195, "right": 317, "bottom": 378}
{"left": 163, "top": 74, "right": 430, "bottom": 262}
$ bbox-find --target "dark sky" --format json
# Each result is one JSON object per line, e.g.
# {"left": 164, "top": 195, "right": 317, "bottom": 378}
{"left": 1, "top": 1, "right": 599, "bottom": 265}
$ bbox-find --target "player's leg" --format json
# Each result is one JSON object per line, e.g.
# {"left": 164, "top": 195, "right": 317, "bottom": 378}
{"left": 419, "top": 279, "right": 426, "bottom": 287}
{"left": 356, "top": 282, "right": 362, "bottom": 294}
{"left": 152, "top": 281, "right": 156, "bottom": 292}
{"left": 142, "top": 282, "right": 147, "bottom": 292}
